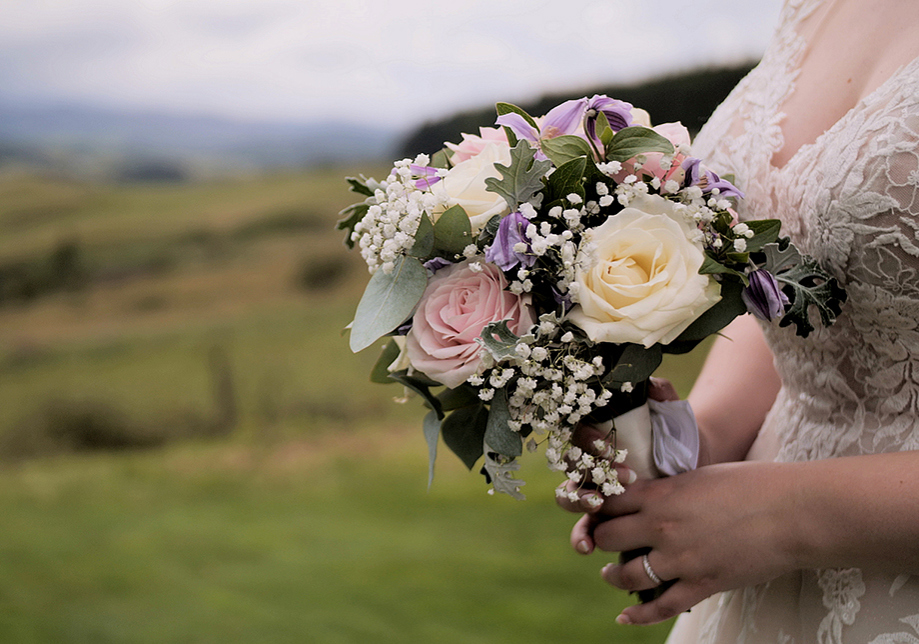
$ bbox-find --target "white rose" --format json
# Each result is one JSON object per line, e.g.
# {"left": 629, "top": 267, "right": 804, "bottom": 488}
{"left": 567, "top": 194, "right": 721, "bottom": 347}
{"left": 433, "top": 140, "right": 512, "bottom": 233}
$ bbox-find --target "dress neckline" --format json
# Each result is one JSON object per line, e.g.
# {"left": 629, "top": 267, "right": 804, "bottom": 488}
{"left": 769, "top": 0, "right": 919, "bottom": 173}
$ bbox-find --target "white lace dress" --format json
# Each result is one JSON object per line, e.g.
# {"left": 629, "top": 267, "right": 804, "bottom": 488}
{"left": 665, "top": 0, "right": 919, "bottom": 642}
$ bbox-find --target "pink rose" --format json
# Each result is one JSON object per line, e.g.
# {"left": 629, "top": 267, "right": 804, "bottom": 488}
{"left": 612, "top": 122, "right": 692, "bottom": 190}
{"left": 405, "top": 261, "right": 535, "bottom": 389}
{"left": 445, "top": 127, "right": 509, "bottom": 164}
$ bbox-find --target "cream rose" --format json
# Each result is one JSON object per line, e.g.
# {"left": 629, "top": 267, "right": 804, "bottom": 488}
{"left": 405, "top": 261, "right": 534, "bottom": 389}
{"left": 567, "top": 194, "right": 721, "bottom": 347}
{"left": 433, "top": 140, "right": 512, "bottom": 233}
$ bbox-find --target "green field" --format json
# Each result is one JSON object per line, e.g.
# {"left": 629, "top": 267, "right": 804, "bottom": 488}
{"left": 0, "top": 166, "right": 704, "bottom": 642}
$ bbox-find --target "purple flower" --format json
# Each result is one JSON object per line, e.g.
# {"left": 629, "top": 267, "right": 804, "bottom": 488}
{"left": 410, "top": 164, "right": 441, "bottom": 190}
{"left": 742, "top": 269, "right": 789, "bottom": 321}
{"left": 682, "top": 158, "right": 744, "bottom": 199}
{"left": 424, "top": 257, "right": 454, "bottom": 273}
{"left": 583, "top": 95, "right": 633, "bottom": 146}
{"left": 485, "top": 212, "right": 537, "bottom": 271}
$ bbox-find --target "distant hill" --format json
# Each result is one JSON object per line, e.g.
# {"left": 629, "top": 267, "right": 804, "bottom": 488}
{"left": 0, "top": 101, "right": 398, "bottom": 180}
{"left": 398, "top": 63, "right": 756, "bottom": 158}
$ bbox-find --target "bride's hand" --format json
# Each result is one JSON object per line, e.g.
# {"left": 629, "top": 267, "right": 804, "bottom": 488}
{"left": 579, "top": 460, "right": 798, "bottom": 626}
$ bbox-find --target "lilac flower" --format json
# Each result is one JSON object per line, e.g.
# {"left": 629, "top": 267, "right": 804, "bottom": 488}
{"left": 424, "top": 257, "right": 454, "bottom": 273}
{"left": 495, "top": 98, "right": 586, "bottom": 145}
{"left": 410, "top": 164, "right": 441, "bottom": 190}
{"left": 682, "top": 158, "right": 744, "bottom": 199}
{"left": 583, "top": 95, "right": 633, "bottom": 146}
{"left": 485, "top": 212, "right": 537, "bottom": 271}
{"left": 742, "top": 269, "right": 789, "bottom": 321}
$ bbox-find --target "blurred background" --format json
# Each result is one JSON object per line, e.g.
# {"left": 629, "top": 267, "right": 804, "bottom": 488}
{"left": 0, "top": 1, "right": 779, "bottom": 642}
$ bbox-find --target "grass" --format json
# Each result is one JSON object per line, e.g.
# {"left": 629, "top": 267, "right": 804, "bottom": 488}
{"left": 0, "top": 165, "right": 707, "bottom": 642}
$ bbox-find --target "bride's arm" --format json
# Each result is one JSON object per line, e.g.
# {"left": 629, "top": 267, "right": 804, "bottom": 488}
{"left": 688, "top": 314, "right": 782, "bottom": 466}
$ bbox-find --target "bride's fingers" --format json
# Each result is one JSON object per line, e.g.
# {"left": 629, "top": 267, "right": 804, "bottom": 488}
{"left": 615, "top": 580, "right": 711, "bottom": 626}
{"left": 648, "top": 377, "right": 680, "bottom": 402}
{"left": 556, "top": 481, "right": 607, "bottom": 513}
{"left": 600, "top": 551, "right": 668, "bottom": 593}
{"left": 570, "top": 513, "right": 600, "bottom": 555}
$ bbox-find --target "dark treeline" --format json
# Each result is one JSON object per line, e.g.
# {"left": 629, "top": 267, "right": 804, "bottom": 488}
{"left": 398, "top": 62, "right": 756, "bottom": 158}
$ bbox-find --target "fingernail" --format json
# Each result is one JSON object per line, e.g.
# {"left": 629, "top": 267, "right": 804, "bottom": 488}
{"left": 624, "top": 468, "right": 638, "bottom": 485}
{"left": 616, "top": 613, "right": 633, "bottom": 625}
{"left": 582, "top": 492, "right": 603, "bottom": 510}
{"left": 576, "top": 540, "right": 591, "bottom": 555}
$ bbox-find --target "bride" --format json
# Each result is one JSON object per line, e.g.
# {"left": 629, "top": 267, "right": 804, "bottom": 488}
{"left": 557, "top": 0, "right": 919, "bottom": 640}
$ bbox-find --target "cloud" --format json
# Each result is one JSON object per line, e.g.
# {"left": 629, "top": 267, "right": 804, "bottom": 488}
{"left": 0, "top": 0, "right": 780, "bottom": 126}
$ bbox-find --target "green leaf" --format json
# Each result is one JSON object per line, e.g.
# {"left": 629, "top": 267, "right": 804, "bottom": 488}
{"left": 543, "top": 156, "right": 587, "bottom": 205}
{"left": 603, "top": 344, "right": 663, "bottom": 387}
{"left": 423, "top": 411, "right": 440, "bottom": 489}
{"left": 336, "top": 202, "right": 368, "bottom": 249}
{"left": 409, "top": 214, "right": 435, "bottom": 258}
{"left": 495, "top": 102, "right": 539, "bottom": 130}
{"left": 345, "top": 176, "right": 374, "bottom": 197}
{"left": 762, "top": 242, "right": 803, "bottom": 274}
{"left": 775, "top": 258, "right": 847, "bottom": 337}
{"left": 433, "top": 205, "right": 473, "bottom": 256}
{"left": 441, "top": 404, "right": 488, "bottom": 469}
{"left": 743, "top": 219, "right": 782, "bottom": 253}
{"left": 389, "top": 369, "right": 444, "bottom": 419}
{"left": 431, "top": 149, "right": 450, "bottom": 169}
{"left": 437, "top": 385, "right": 482, "bottom": 412}
{"left": 484, "top": 388, "right": 522, "bottom": 458}
{"left": 484, "top": 140, "right": 552, "bottom": 210}
{"left": 699, "top": 255, "right": 747, "bottom": 282}
{"left": 540, "top": 135, "right": 593, "bottom": 167}
{"left": 482, "top": 450, "right": 526, "bottom": 500}
{"left": 349, "top": 256, "right": 428, "bottom": 353}
{"left": 369, "top": 340, "right": 401, "bottom": 384}
{"left": 672, "top": 280, "right": 747, "bottom": 343}
{"left": 477, "top": 320, "right": 534, "bottom": 363}
{"left": 605, "top": 126, "right": 674, "bottom": 163}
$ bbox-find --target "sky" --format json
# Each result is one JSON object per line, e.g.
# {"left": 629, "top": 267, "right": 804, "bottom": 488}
{"left": 0, "top": 0, "right": 782, "bottom": 130}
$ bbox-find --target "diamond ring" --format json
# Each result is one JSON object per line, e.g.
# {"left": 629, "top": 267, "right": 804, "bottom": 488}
{"left": 642, "top": 554, "right": 663, "bottom": 585}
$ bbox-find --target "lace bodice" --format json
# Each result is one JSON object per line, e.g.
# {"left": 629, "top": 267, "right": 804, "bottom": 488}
{"left": 666, "top": 0, "right": 919, "bottom": 641}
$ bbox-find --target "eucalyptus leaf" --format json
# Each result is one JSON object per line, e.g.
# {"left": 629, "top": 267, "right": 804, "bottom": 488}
{"left": 540, "top": 135, "right": 593, "bottom": 167}
{"left": 423, "top": 410, "right": 441, "bottom": 489}
{"left": 409, "top": 214, "right": 435, "bottom": 258}
{"left": 349, "top": 256, "right": 428, "bottom": 353}
{"left": 441, "top": 404, "right": 488, "bottom": 469}
{"left": 433, "top": 205, "right": 473, "bottom": 256}
{"left": 369, "top": 340, "right": 401, "bottom": 384}
{"left": 484, "top": 388, "right": 522, "bottom": 458}
{"left": 484, "top": 140, "right": 552, "bottom": 210}
{"left": 605, "top": 126, "right": 674, "bottom": 163}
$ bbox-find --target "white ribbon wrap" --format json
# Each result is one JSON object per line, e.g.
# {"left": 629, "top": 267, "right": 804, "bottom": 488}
{"left": 595, "top": 400, "right": 700, "bottom": 480}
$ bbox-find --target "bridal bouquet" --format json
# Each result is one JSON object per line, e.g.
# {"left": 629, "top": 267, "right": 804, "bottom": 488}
{"left": 338, "top": 95, "right": 846, "bottom": 500}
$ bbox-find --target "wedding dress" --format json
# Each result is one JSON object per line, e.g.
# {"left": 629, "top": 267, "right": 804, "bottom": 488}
{"left": 665, "top": 0, "right": 919, "bottom": 641}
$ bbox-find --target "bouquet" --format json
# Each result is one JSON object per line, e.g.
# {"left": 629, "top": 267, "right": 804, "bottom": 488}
{"left": 338, "top": 95, "right": 846, "bottom": 500}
